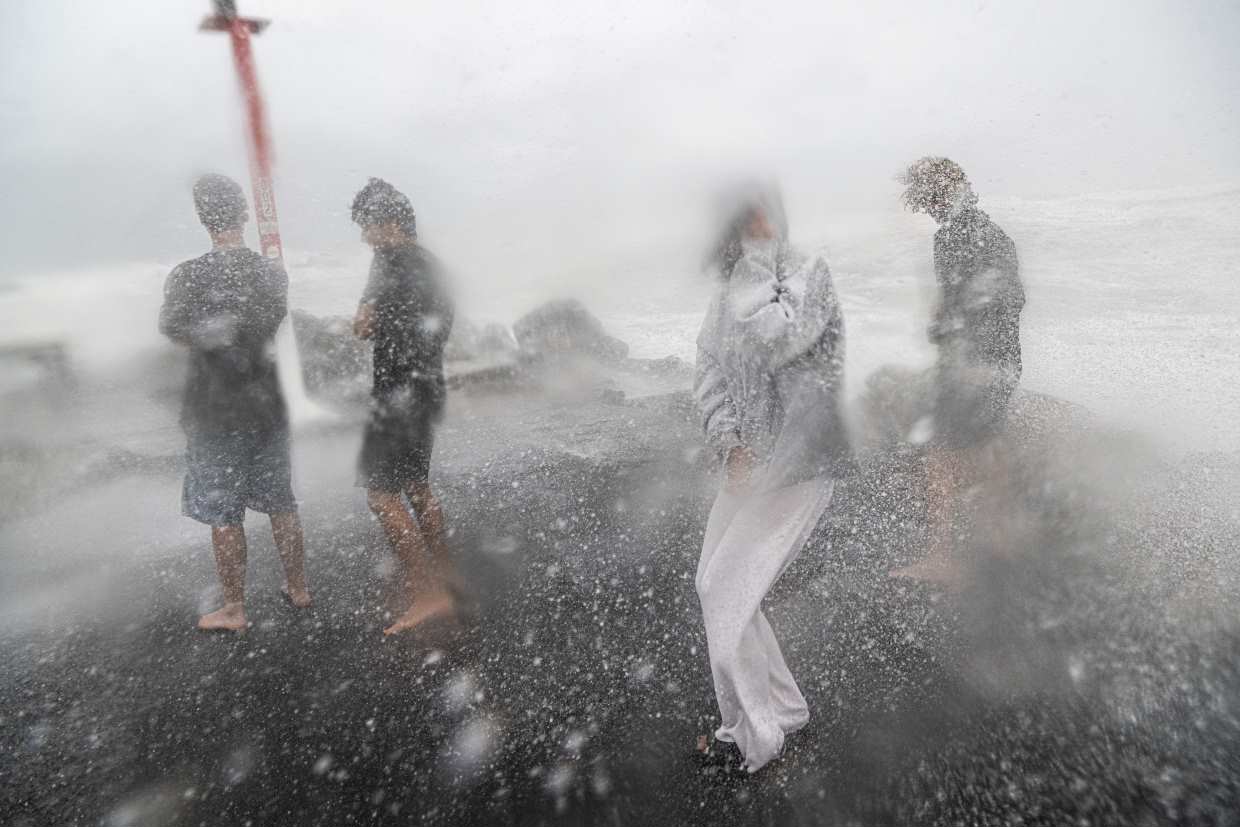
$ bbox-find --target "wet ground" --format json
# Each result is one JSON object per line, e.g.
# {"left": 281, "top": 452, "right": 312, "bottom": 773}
{"left": 3, "top": 386, "right": 1240, "bottom": 825}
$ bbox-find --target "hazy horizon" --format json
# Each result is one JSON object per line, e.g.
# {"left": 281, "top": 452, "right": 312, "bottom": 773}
{"left": 1, "top": 0, "right": 1238, "bottom": 285}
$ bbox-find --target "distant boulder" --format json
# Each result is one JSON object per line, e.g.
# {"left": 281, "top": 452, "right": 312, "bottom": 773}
{"left": 856, "top": 363, "right": 1093, "bottom": 452}
{"left": 291, "top": 310, "right": 370, "bottom": 402}
{"left": 445, "top": 318, "right": 519, "bottom": 363}
{"left": 513, "top": 299, "right": 629, "bottom": 362}
{"left": 477, "top": 323, "right": 519, "bottom": 357}
{"left": 293, "top": 310, "right": 524, "bottom": 401}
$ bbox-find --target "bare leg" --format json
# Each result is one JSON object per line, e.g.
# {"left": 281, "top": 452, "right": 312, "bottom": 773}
{"left": 270, "top": 511, "right": 312, "bottom": 608}
{"left": 405, "top": 482, "right": 456, "bottom": 585}
{"left": 367, "top": 489, "right": 455, "bottom": 635}
{"left": 890, "top": 448, "right": 967, "bottom": 585}
{"left": 199, "top": 524, "right": 248, "bottom": 632}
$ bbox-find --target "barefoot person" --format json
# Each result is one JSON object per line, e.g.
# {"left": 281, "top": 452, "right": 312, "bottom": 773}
{"left": 160, "top": 174, "right": 311, "bottom": 632}
{"left": 890, "top": 157, "right": 1025, "bottom": 586}
{"left": 350, "top": 178, "right": 457, "bottom": 636}
{"left": 693, "top": 183, "right": 851, "bottom": 773}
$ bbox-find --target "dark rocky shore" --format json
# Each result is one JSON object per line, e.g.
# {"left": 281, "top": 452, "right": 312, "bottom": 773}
{"left": 2, "top": 305, "right": 1239, "bottom": 825}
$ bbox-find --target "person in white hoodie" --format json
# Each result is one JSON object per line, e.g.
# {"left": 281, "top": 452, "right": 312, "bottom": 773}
{"left": 693, "top": 184, "right": 851, "bottom": 773}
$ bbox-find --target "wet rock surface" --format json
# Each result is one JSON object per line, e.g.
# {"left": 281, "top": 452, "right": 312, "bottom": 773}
{"left": 2, "top": 356, "right": 1239, "bottom": 824}
{"left": 513, "top": 298, "right": 630, "bottom": 363}
{"left": 292, "top": 304, "right": 677, "bottom": 406}
{"left": 292, "top": 310, "right": 372, "bottom": 403}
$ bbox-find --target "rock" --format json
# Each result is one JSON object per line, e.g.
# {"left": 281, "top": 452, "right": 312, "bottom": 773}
{"left": 445, "top": 318, "right": 520, "bottom": 363}
{"left": 856, "top": 364, "right": 1093, "bottom": 452}
{"left": 443, "top": 317, "right": 481, "bottom": 362}
{"left": 292, "top": 303, "right": 687, "bottom": 401}
{"left": 512, "top": 299, "right": 629, "bottom": 362}
{"left": 620, "top": 355, "right": 693, "bottom": 383}
{"left": 291, "top": 310, "right": 371, "bottom": 403}
{"left": 856, "top": 364, "right": 936, "bottom": 448}
{"left": 476, "top": 323, "right": 519, "bottom": 357}
{"left": 294, "top": 310, "right": 525, "bottom": 401}
{"left": 7, "top": 346, "right": 1240, "bottom": 825}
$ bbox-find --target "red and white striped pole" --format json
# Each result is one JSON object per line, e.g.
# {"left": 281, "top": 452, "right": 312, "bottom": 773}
{"left": 201, "top": 2, "right": 326, "bottom": 420}
{"left": 200, "top": 1, "right": 282, "bottom": 262}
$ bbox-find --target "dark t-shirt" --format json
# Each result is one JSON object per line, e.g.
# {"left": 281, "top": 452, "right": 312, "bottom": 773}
{"left": 360, "top": 243, "right": 454, "bottom": 416}
{"left": 159, "top": 248, "right": 288, "bottom": 437}
{"left": 931, "top": 206, "right": 1025, "bottom": 372}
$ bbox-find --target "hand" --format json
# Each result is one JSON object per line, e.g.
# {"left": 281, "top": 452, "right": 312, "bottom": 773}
{"left": 353, "top": 303, "right": 375, "bottom": 340}
{"left": 725, "top": 445, "right": 756, "bottom": 490}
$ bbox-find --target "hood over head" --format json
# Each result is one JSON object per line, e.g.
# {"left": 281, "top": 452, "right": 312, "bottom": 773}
{"left": 704, "top": 179, "right": 788, "bottom": 278}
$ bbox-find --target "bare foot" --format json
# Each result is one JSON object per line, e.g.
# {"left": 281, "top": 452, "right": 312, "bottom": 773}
{"left": 281, "top": 585, "right": 313, "bottom": 609}
{"left": 383, "top": 590, "right": 456, "bottom": 636}
{"left": 197, "top": 602, "right": 247, "bottom": 632}
{"left": 889, "top": 553, "right": 965, "bottom": 589}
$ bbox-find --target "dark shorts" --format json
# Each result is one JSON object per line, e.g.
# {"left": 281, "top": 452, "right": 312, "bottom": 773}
{"left": 357, "top": 395, "right": 438, "bottom": 493}
{"left": 183, "top": 427, "right": 296, "bottom": 526}
{"left": 932, "top": 359, "right": 1019, "bottom": 450}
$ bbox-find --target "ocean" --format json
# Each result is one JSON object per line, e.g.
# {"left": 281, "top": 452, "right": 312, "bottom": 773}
{"left": 1, "top": 184, "right": 1237, "bottom": 455}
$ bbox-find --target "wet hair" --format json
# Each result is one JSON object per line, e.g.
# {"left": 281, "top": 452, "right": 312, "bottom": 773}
{"left": 192, "top": 174, "right": 248, "bottom": 233}
{"left": 351, "top": 177, "right": 417, "bottom": 237}
{"left": 897, "top": 156, "right": 976, "bottom": 213}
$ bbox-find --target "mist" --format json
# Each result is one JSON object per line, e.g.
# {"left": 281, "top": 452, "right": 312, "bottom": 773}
{"left": 2, "top": 1, "right": 1240, "bottom": 825}
{"left": 2, "top": 0, "right": 1238, "bottom": 283}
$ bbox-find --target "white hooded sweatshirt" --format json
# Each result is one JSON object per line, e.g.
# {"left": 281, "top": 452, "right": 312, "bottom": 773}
{"left": 692, "top": 203, "right": 850, "bottom": 771}
{"left": 694, "top": 236, "right": 849, "bottom": 491}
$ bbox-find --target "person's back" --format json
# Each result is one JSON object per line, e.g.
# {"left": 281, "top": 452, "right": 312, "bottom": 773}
{"left": 931, "top": 205, "right": 1024, "bottom": 376}
{"left": 892, "top": 156, "right": 1027, "bottom": 587}
{"left": 160, "top": 246, "right": 288, "bottom": 436}
{"left": 158, "top": 173, "right": 310, "bottom": 632}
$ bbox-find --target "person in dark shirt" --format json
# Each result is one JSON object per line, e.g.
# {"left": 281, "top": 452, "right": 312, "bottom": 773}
{"left": 349, "top": 178, "right": 456, "bottom": 636}
{"left": 160, "top": 174, "right": 311, "bottom": 631}
{"left": 891, "top": 157, "right": 1026, "bottom": 585}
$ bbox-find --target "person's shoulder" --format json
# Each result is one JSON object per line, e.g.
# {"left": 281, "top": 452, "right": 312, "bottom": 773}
{"left": 166, "top": 252, "right": 214, "bottom": 284}
{"left": 411, "top": 244, "right": 443, "bottom": 272}
{"left": 798, "top": 249, "right": 835, "bottom": 290}
{"left": 176, "top": 250, "right": 219, "bottom": 269}
{"left": 803, "top": 245, "right": 831, "bottom": 274}
{"left": 251, "top": 250, "right": 286, "bottom": 275}
{"left": 976, "top": 211, "right": 1017, "bottom": 256}
{"left": 971, "top": 208, "right": 1007, "bottom": 237}
{"left": 230, "top": 247, "right": 274, "bottom": 268}
{"left": 222, "top": 247, "right": 285, "bottom": 278}
{"left": 779, "top": 241, "right": 823, "bottom": 270}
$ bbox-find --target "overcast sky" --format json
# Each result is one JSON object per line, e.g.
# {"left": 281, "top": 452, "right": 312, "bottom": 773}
{"left": 1, "top": 0, "right": 1237, "bottom": 282}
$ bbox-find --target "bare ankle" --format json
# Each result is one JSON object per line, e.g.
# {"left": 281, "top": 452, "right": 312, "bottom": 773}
{"left": 198, "top": 602, "right": 247, "bottom": 632}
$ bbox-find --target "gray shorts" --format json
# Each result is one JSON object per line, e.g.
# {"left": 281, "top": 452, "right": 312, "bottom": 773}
{"left": 182, "top": 427, "right": 297, "bottom": 526}
{"left": 356, "top": 400, "right": 436, "bottom": 493}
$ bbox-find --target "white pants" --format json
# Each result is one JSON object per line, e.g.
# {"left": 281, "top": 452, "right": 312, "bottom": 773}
{"left": 695, "top": 478, "right": 834, "bottom": 772}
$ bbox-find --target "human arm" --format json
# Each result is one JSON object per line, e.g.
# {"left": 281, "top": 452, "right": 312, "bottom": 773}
{"left": 354, "top": 257, "right": 385, "bottom": 340}
{"left": 353, "top": 302, "right": 376, "bottom": 340}
{"left": 159, "top": 264, "right": 209, "bottom": 347}
{"left": 693, "top": 346, "right": 743, "bottom": 459}
{"left": 727, "top": 246, "right": 839, "bottom": 367}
